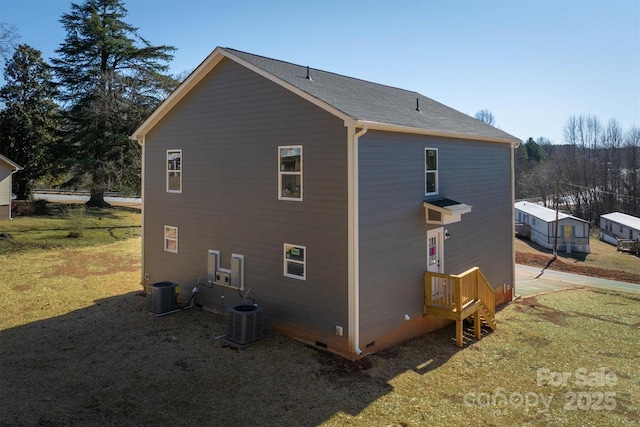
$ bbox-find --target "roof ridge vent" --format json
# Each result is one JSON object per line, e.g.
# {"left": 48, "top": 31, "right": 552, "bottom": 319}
{"left": 306, "top": 66, "right": 312, "bottom": 81}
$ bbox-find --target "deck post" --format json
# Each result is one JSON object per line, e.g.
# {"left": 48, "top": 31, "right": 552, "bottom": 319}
{"left": 425, "top": 268, "right": 496, "bottom": 348}
{"left": 473, "top": 309, "right": 481, "bottom": 340}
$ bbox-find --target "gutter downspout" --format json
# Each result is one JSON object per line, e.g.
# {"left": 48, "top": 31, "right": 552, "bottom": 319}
{"left": 137, "top": 137, "right": 146, "bottom": 288}
{"left": 347, "top": 124, "right": 368, "bottom": 356}
{"left": 510, "top": 139, "right": 521, "bottom": 298}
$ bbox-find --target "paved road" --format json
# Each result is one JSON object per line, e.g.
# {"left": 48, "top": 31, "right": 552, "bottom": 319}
{"left": 33, "top": 193, "right": 141, "bottom": 205}
{"left": 515, "top": 263, "right": 640, "bottom": 297}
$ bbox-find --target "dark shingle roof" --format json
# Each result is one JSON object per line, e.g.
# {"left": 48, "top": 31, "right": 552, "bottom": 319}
{"left": 225, "top": 48, "right": 519, "bottom": 143}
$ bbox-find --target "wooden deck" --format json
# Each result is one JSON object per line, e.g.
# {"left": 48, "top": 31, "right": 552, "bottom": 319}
{"left": 424, "top": 267, "right": 496, "bottom": 347}
{"left": 617, "top": 239, "right": 639, "bottom": 254}
{"left": 515, "top": 222, "right": 531, "bottom": 238}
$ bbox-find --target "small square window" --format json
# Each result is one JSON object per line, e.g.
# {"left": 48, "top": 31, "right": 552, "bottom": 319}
{"left": 279, "top": 146, "right": 302, "bottom": 200}
{"left": 167, "top": 150, "right": 182, "bottom": 193}
{"left": 164, "top": 225, "right": 178, "bottom": 253}
{"left": 284, "top": 243, "right": 305, "bottom": 280}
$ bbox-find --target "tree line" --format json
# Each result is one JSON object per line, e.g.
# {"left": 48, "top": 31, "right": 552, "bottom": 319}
{"left": 0, "top": 0, "right": 178, "bottom": 207}
{"left": 1, "top": 1, "right": 638, "bottom": 216}
{"left": 516, "top": 116, "right": 640, "bottom": 224}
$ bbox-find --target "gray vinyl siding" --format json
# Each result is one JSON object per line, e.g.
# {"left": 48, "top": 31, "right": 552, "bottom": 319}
{"left": 0, "top": 165, "right": 12, "bottom": 214}
{"left": 358, "top": 131, "right": 513, "bottom": 344}
{"left": 143, "top": 58, "right": 350, "bottom": 349}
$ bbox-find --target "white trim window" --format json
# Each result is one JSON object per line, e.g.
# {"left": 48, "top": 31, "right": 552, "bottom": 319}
{"left": 167, "top": 150, "right": 182, "bottom": 193}
{"left": 278, "top": 146, "right": 302, "bottom": 200}
{"left": 425, "top": 148, "right": 438, "bottom": 196}
{"left": 284, "top": 243, "right": 305, "bottom": 280}
{"left": 164, "top": 225, "right": 178, "bottom": 253}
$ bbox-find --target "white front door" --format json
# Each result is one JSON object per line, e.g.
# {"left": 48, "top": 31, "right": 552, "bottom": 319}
{"left": 427, "top": 227, "right": 444, "bottom": 273}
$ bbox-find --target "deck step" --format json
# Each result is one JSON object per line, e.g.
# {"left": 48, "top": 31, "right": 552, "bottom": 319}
{"left": 478, "top": 302, "right": 496, "bottom": 330}
{"left": 424, "top": 268, "right": 497, "bottom": 347}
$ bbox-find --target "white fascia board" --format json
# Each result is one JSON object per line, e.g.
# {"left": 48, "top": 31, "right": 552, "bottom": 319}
{"left": 0, "top": 154, "right": 22, "bottom": 171}
{"left": 447, "top": 203, "right": 473, "bottom": 215}
{"left": 357, "top": 121, "right": 521, "bottom": 145}
{"left": 423, "top": 201, "right": 472, "bottom": 216}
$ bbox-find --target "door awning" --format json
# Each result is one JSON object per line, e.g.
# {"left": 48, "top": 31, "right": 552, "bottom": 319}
{"left": 423, "top": 198, "right": 472, "bottom": 225}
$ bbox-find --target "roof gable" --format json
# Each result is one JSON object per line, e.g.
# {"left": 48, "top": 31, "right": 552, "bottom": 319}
{"left": 601, "top": 212, "right": 640, "bottom": 230}
{"left": 515, "top": 201, "right": 588, "bottom": 224}
{"left": 0, "top": 153, "right": 21, "bottom": 171}
{"left": 132, "top": 47, "right": 521, "bottom": 144}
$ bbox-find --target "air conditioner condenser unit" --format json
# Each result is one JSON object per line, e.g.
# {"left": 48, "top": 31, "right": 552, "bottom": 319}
{"left": 225, "top": 304, "right": 263, "bottom": 345}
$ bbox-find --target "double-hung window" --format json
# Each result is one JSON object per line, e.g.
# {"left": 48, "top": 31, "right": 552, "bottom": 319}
{"left": 167, "top": 150, "right": 182, "bottom": 193}
{"left": 279, "top": 146, "right": 302, "bottom": 200}
{"left": 164, "top": 226, "right": 178, "bottom": 253}
{"left": 425, "top": 148, "right": 438, "bottom": 196}
{"left": 284, "top": 243, "right": 305, "bottom": 280}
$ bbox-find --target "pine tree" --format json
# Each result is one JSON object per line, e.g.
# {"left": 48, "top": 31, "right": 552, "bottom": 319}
{"left": 52, "top": 0, "right": 176, "bottom": 206}
{"left": 0, "top": 44, "right": 59, "bottom": 199}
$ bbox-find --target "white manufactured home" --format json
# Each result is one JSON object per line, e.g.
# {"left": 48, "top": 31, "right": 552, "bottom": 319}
{"left": 600, "top": 212, "right": 640, "bottom": 245}
{"left": 515, "top": 201, "right": 590, "bottom": 254}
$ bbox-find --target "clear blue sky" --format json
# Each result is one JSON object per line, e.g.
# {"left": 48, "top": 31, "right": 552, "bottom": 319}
{"left": 1, "top": 0, "right": 638, "bottom": 144}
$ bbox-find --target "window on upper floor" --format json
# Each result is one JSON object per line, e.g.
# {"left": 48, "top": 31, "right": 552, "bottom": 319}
{"left": 425, "top": 148, "right": 438, "bottom": 196}
{"left": 279, "top": 146, "right": 302, "bottom": 200}
{"left": 164, "top": 225, "right": 178, "bottom": 253}
{"left": 284, "top": 243, "right": 305, "bottom": 280}
{"left": 167, "top": 150, "right": 182, "bottom": 193}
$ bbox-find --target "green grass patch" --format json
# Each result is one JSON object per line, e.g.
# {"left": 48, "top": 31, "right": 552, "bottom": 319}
{"left": 0, "top": 203, "right": 140, "bottom": 255}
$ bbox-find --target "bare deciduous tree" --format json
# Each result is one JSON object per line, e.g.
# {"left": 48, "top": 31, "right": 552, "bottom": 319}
{"left": 474, "top": 109, "right": 496, "bottom": 126}
{"left": 517, "top": 115, "right": 639, "bottom": 223}
{"left": 0, "top": 22, "right": 20, "bottom": 59}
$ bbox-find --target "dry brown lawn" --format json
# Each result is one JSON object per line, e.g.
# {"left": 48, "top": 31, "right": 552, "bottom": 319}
{"left": 1, "top": 236, "right": 640, "bottom": 426}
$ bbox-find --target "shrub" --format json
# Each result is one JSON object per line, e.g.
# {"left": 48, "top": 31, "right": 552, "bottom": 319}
{"left": 63, "top": 205, "right": 87, "bottom": 238}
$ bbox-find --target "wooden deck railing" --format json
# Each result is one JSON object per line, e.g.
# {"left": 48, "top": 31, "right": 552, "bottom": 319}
{"left": 424, "top": 267, "right": 496, "bottom": 347}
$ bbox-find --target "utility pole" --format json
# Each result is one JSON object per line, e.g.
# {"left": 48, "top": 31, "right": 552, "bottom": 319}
{"left": 553, "top": 180, "right": 559, "bottom": 259}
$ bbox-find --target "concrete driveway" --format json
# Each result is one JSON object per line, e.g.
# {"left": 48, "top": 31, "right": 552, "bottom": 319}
{"left": 515, "top": 264, "right": 640, "bottom": 297}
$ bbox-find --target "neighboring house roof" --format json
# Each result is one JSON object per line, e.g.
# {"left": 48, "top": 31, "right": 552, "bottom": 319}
{"left": 132, "top": 47, "right": 521, "bottom": 145}
{"left": 601, "top": 212, "right": 640, "bottom": 231}
{"left": 0, "top": 153, "right": 22, "bottom": 171}
{"left": 515, "top": 201, "right": 589, "bottom": 224}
